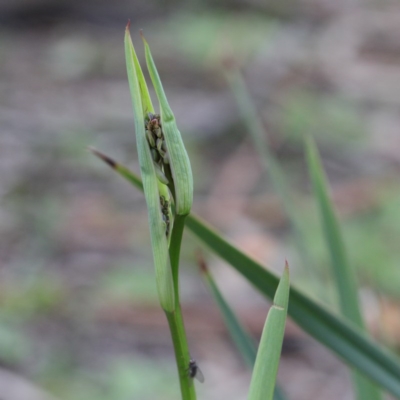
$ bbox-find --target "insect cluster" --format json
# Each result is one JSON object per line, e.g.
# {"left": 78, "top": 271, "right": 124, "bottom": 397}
{"left": 144, "top": 113, "right": 172, "bottom": 237}
{"left": 145, "top": 113, "right": 169, "bottom": 166}
{"left": 160, "top": 195, "right": 170, "bottom": 237}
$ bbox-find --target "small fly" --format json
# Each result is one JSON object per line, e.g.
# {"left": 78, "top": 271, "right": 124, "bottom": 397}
{"left": 188, "top": 359, "right": 205, "bottom": 383}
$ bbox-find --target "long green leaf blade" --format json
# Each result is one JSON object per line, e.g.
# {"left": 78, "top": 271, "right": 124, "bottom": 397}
{"left": 306, "top": 136, "right": 381, "bottom": 400}
{"left": 306, "top": 136, "right": 364, "bottom": 323}
{"left": 91, "top": 152, "right": 400, "bottom": 398}
{"left": 248, "top": 264, "right": 289, "bottom": 400}
{"left": 199, "top": 257, "right": 256, "bottom": 367}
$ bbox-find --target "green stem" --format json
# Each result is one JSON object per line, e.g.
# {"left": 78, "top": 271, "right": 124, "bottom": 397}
{"left": 166, "top": 214, "right": 196, "bottom": 400}
{"left": 169, "top": 215, "right": 186, "bottom": 293}
{"left": 166, "top": 309, "right": 196, "bottom": 400}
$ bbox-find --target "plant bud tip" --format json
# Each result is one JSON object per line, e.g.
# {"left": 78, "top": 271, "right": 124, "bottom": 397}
{"left": 126, "top": 20, "right": 131, "bottom": 30}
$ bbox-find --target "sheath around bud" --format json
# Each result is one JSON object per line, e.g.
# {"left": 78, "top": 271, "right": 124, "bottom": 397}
{"left": 124, "top": 25, "right": 174, "bottom": 312}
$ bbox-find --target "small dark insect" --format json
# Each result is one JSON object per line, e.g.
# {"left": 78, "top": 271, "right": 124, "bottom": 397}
{"left": 188, "top": 359, "right": 205, "bottom": 383}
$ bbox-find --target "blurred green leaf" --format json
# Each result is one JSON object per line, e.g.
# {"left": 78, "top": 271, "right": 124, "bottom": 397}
{"left": 226, "top": 70, "right": 319, "bottom": 292}
{"left": 306, "top": 136, "right": 382, "bottom": 400}
{"left": 201, "top": 262, "right": 256, "bottom": 368}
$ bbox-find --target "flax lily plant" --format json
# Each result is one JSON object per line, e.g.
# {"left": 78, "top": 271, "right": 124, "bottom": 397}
{"left": 90, "top": 23, "right": 289, "bottom": 400}
{"left": 91, "top": 24, "right": 400, "bottom": 400}
{"left": 92, "top": 25, "right": 309, "bottom": 400}
{"left": 124, "top": 24, "right": 195, "bottom": 399}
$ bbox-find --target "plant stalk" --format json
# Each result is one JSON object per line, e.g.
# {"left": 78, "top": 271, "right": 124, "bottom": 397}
{"left": 166, "top": 214, "right": 196, "bottom": 400}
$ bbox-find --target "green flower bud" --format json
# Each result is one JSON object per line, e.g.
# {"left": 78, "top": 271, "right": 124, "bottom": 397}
{"left": 142, "top": 35, "right": 193, "bottom": 216}
{"left": 124, "top": 24, "right": 174, "bottom": 312}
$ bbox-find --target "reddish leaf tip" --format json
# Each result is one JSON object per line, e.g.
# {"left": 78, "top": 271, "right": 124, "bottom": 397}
{"left": 126, "top": 19, "right": 131, "bottom": 31}
{"left": 140, "top": 29, "right": 147, "bottom": 43}
{"left": 196, "top": 251, "right": 208, "bottom": 275}
{"left": 89, "top": 147, "right": 117, "bottom": 169}
{"left": 284, "top": 259, "right": 290, "bottom": 272}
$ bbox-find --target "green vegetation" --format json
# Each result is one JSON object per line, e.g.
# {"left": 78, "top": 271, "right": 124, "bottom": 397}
{"left": 87, "top": 26, "right": 400, "bottom": 399}
{"left": 2, "top": 12, "right": 400, "bottom": 400}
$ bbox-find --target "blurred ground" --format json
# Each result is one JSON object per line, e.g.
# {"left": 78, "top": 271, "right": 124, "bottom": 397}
{"left": 1, "top": 1, "right": 400, "bottom": 399}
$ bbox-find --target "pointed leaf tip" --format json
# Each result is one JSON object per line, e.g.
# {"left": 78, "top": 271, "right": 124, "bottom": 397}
{"left": 248, "top": 263, "right": 289, "bottom": 400}
{"left": 140, "top": 29, "right": 147, "bottom": 44}
{"left": 196, "top": 251, "right": 209, "bottom": 275}
{"left": 126, "top": 20, "right": 131, "bottom": 31}
{"left": 89, "top": 147, "right": 117, "bottom": 169}
{"left": 284, "top": 260, "right": 289, "bottom": 273}
{"left": 273, "top": 263, "right": 290, "bottom": 311}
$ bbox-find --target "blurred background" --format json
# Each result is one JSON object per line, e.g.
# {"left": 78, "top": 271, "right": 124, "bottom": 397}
{"left": 1, "top": 0, "right": 400, "bottom": 399}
